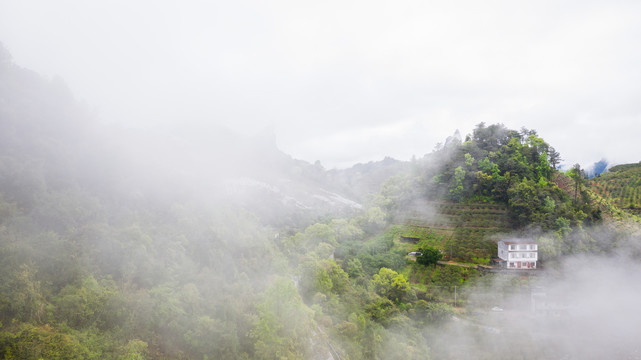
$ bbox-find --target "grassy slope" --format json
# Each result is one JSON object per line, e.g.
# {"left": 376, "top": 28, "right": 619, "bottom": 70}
{"left": 589, "top": 163, "right": 641, "bottom": 215}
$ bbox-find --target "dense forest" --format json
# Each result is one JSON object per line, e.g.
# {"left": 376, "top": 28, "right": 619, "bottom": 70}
{"left": 1, "top": 45, "right": 641, "bottom": 359}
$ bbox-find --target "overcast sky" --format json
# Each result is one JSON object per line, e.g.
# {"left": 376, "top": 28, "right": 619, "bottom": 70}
{"left": 1, "top": 0, "right": 639, "bottom": 169}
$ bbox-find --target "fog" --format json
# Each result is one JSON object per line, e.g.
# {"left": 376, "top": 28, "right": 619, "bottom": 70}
{"left": 421, "top": 246, "right": 641, "bottom": 359}
{"left": 1, "top": 2, "right": 641, "bottom": 359}
{"left": 1, "top": 0, "right": 641, "bottom": 168}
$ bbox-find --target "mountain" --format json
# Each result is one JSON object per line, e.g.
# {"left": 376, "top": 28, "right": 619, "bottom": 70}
{"left": 384, "top": 123, "right": 602, "bottom": 228}
{"left": 0, "top": 46, "right": 345, "bottom": 358}
{"left": 360, "top": 123, "right": 617, "bottom": 262}
{"left": 0, "top": 45, "right": 411, "bottom": 359}
{"left": 0, "top": 46, "right": 368, "bottom": 228}
{"left": 2, "top": 45, "right": 640, "bottom": 360}
{"left": 327, "top": 156, "right": 411, "bottom": 202}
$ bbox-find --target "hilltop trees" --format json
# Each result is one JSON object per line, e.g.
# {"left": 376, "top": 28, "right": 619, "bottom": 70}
{"left": 427, "top": 123, "right": 600, "bottom": 230}
{"left": 432, "top": 123, "right": 553, "bottom": 204}
{"left": 548, "top": 147, "right": 562, "bottom": 169}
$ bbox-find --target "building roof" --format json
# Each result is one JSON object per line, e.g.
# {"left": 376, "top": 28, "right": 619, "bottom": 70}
{"left": 500, "top": 239, "right": 537, "bottom": 245}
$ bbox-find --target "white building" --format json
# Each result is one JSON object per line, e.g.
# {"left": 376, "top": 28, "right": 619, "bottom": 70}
{"left": 497, "top": 239, "right": 537, "bottom": 269}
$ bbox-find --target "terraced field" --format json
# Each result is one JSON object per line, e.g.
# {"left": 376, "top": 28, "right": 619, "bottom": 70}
{"left": 404, "top": 202, "right": 510, "bottom": 230}
{"left": 399, "top": 202, "right": 512, "bottom": 262}
{"left": 589, "top": 163, "right": 641, "bottom": 215}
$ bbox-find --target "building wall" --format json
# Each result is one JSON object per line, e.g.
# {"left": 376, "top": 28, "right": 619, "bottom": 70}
{"left": 498, "top": 241, "right": 510, "bottom": 261}
{"left": 498, "top": 240, "right": 538, "bottom": 269}
{"left": 508, "top": 251, "right": 537, "bottom": 261}
{"left": 507, "top": 261, "right": 536, "bottom": 269}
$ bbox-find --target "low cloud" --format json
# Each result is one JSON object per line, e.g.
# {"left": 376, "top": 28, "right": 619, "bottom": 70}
{"left": 422, "top": 225, "right": 641, "bottom": 359}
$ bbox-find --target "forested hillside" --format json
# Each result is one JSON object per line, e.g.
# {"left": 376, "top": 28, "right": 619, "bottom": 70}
{"left": 0, "top": 47, "right": 326, "bottom": 359}
{"left": 426, "top": 123, "right": 601, "bottom": 229}
{"left": 1, "top": 45, "right": 641, "bottom": 359}
{"left": 369, "top": 123, "right": 609, "bottom": 263}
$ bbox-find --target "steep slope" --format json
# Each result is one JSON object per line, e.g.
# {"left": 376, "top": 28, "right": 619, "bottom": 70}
{"left": 327, "top": 157, "right": 412, "bottom": 202}
{"left": 589, "top": 162, "right": 641, "bottom": 215}
{"left": 0, "top": 46, "right": 362, "bottom": 228}
{"left": 0, "top": 45, "right": 358, "bottom": 358}
{"left": 375, "top": 124, "right": 603, "bottom": 261}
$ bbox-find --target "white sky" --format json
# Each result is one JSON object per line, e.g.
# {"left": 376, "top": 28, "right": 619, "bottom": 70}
{"left": 1, "top": 0, "right": 640, "bottom": 169}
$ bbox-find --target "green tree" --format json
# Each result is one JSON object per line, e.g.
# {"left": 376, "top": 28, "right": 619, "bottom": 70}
{"left": 330, "top": 218, "right": 364, "bottom": 243}
{"left": 326, "top": 261, "right": 350, "bottom": 294}
{"left": 251, "top": 278, "right": 313, "bottom": 360}
{"left": 1, "top": 323, "right": 83, "bottom": 360}
{"left": 416, "top": 246, "right": 443, "bottom": 266}
{"left": 0, "top": 264, "right": 45, "bottom": 324}
{"left": 303, "top": 223, "right": 336, "bottom": 248}
{"left": 568, "top": 163, "right": 586, "bottom": 204}
{"left": 548, "top": 146, "right": 562, "bottom": 169}
{"left": 449, "top": 166, "right": 466, "bottom": 201}
{"left": 345, "top": 258, "right": 365, "bottom": 279}
{"left": 54, "top": 275, "right": 117, "bottom": 328}
{"left": 507, "top": 178, "right": 540, "bottom": 226}
{"left": 371, "top": 268, "right": 411, "bottom": 303}
{"left": 413, "top": 300, "right": 454, "bottom": 324}
{"left": 299, "top": 260, "right": 333, "bottom": 299}
{"left": 464, "top": 153, "right": 475, "bottom": 167}
{"left": 118, "top": 339, "right": 150, "bottom": 360}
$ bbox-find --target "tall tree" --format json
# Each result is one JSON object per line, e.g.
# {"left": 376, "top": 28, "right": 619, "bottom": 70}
{"left": 568, "top": 163, "right": 586, "bottom": 204}
{"left": 548, "top": 147, "right": 562, "bottom": 170}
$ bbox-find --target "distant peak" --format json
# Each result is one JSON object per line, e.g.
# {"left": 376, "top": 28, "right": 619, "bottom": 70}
{"left": 444, "top": 129, "right": 462, "bottom": 147}
{"left": 251, "top": 126, "right": 277, "bottom": 147}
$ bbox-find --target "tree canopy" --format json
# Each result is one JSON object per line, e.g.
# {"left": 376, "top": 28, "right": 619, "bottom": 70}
{"left": 417, "top": 246, "right": 443, "bottom": 266}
